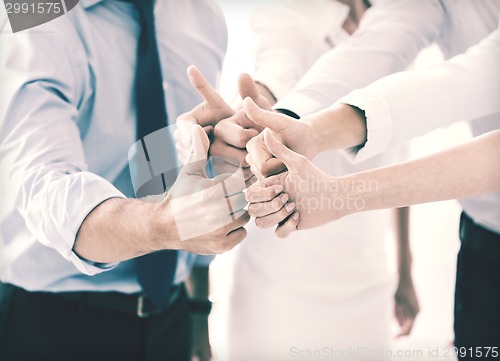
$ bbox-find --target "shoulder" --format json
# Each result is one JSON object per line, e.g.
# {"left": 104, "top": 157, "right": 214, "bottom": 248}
{"left": 0, "top": 6, "right": 90, "bottom": 101}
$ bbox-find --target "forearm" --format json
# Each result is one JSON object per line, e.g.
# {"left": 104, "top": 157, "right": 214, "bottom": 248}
{"left": 74, "top": 197, "right": 177, "bottom": 264}
{"left": 308, "top": 103, "right": 367, "bottom": 155}
{"left": 394, "top": 207, "right": 412, "bottom": 280}
{"left": 337, "top": 130, "right": 500, "bottom": 216}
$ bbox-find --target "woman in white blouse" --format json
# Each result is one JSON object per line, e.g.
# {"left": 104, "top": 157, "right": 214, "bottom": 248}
{"left": 209, "top": 1, "right": 419, "bottom": 360}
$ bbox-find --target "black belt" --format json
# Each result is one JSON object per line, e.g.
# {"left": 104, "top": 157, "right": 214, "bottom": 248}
{"left": 1, "top": 283, "right": 183, "bottom": 318}
{"left": 460, "top": 212, "right": 500, "bottom": 261}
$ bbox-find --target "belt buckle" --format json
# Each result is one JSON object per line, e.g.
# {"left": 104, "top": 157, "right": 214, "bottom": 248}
{"left": 137, "top": 295, "right": 153, "bottom": 318}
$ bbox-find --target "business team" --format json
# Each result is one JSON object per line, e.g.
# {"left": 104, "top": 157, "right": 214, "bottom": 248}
{"left": 0, "top": 1, "right": 499, "bottom": 361}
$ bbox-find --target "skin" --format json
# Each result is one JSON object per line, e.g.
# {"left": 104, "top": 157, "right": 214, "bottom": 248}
{"left": 175, "top": 66, "right": 273, "bottom": 187}
{"left": 393, "top": 206, "right": 420, "bottom": 337}
{"left": 244, "top": 97, "right": 367, "bottom": 180}
{"left": 74, "top": 125, "right": 250, "bottom": 263}
{"left": 246, "top": 128, "right": 500, "bottom": 234}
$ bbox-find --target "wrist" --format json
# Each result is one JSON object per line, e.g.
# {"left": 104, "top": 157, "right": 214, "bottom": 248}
{"left": 310, "top": 104, "right": 367, "bottom": 153}
{"left": 397, "top": 273, "right": 415, "bottom": 291}
{"left": 398, "top": 263, "right": 414, "bottom": 283}
{"left": 148, "top": 198, "right": 181, "bottom": 252}
{"left": 298, "top": 115, "right": 321, "bottom": 160}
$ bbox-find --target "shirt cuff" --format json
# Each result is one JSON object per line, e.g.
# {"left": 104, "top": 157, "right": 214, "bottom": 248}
{"left": 41, "top": 171, "right": 126, "bottom": 276}
{"left": 337, "top": 90, "right": 394, "bottom": 164}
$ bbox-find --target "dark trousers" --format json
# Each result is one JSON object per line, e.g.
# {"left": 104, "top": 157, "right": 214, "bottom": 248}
{"left": 0, "top": 284, "right": 191, "bottom": 361}
{"left": 454, "top": 213, "right": 500, "bottom": 360}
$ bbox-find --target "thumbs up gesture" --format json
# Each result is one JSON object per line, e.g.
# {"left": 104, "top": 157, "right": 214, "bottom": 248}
{"left": 167, "top": 125, "right": 249, "bottom": 254}
{"left": 175, "top": 66, "right": 274, "bottom": 187}
{"left": 243, "top": 98, "right": 318, "bottom": 180}
{"left": 246, "top": 129, "right": 344, "bottom": 238}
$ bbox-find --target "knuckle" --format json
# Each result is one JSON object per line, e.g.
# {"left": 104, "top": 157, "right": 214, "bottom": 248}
{"left": 272, "top": 198, "right": 283, "bottom": 210}
{"left": 247, "top": 203, "right": 258, "bottom": 215}
{"left": 234, "top": 132, "right": 248, "bottom": 148}
{"left": 246, "top": 137, "right": 258, "bottom": 152}
{"left": 255, "top": 217, "right": 266, "bottom": 229}
{"left": 213, "top": 122, "right": 225, "bottom": 138}
{"left": 275, "top": 228, "right": 287, "bottom": 239}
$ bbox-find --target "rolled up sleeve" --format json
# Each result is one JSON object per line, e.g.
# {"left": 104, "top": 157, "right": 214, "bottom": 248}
{"left": 275, "top": 0, "right": 445, "bottom": 117}
{"left": 0, "top": 24, "right": 125, "bottom": 275}
{"left": 338, "top": 24, "right": 500, "bottom": 163}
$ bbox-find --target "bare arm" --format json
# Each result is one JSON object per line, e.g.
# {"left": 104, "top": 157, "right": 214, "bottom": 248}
{"left": 246, "top": 129, "right": 500, "bottom": 237}
{"left": 74, "top": 126, "right": 250, "bottom": 264}
{"left": 245, "top": 26, "right": 500, "bottom": 177}
{"left": 393, "top": 207, "right": 420, "bottom": 337}
{"left": 74, "top": 197, "right": 175, "bottom": 264}
{"left": 343, "top": 130, "right": 500, "bottom": 214}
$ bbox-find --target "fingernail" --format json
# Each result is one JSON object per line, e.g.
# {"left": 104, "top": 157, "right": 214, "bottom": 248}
{"left": 293, "top": 212, "right": 299, "bottom": 221}
{"left": 281, "top": 193, "right": 289, "bottom": 204}
{"left": 275, "top": 185, "right": 283, "bottom": 194}
{"left": 286, "top": 202, "right": 295, "bottom": 213}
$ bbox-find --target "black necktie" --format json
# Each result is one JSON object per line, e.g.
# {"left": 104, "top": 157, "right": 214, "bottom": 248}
{"left": 128, "top": 0, "right": 178, "bottom": 309}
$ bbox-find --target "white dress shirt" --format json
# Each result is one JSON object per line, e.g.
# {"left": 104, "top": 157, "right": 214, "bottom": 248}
{"left": 339, "top": 24, "right": 500, "bottom": 233}
{"left": 0, "top": 0, "right": 227, "bottom": 292}
{"left": 268, "top": 0, "right": 500, "bottom": 117}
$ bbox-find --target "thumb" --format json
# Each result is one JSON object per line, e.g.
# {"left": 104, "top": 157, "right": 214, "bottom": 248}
{"left": 187, "top": 65, "right": 226, "bottom": 107}
{"left": 180, "top": 124, "right": 210, "bottom": 178}
{"left": 238, "top": 73, "right": 269, "bottom": 109}
{"left": 263, "top": 128, "right": 303, "bottom": 172}
{"left": 243, "top": 97, "right": 291, "bottom": 132}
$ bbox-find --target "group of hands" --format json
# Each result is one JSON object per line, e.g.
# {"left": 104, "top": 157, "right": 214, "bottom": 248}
{"left": 167, "top": 65, "right": 339, "bottom": 255}
{"left": 167, "top": 67, "right": 419, "bottom": 361}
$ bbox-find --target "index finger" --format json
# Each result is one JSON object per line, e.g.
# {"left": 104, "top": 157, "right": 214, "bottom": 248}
{"left": 187, "top": 65, "right": 225, "bottom": 106}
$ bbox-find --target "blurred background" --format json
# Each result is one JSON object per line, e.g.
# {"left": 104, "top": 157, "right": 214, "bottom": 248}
{"left": 214, "top": 2, "right": 472, "bottom": 358}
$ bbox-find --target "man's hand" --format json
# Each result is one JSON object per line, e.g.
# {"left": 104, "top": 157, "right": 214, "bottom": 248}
{"left": 175, "top": 65, "right": 235, "bottom": 164}
{"left": 243, "top": 98, "right": 317, "bottom": 180}
{"left": 394, "top": 276, "right": 420, "bottom": 337}
{"left": 74, "top": 125, "right": 248, "bottom": 264}
{"left": 245, "top": 129, "right": 344, "bottom": 238}
{"left": 159, "top": 125, "right": 249, "bottom": 254}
